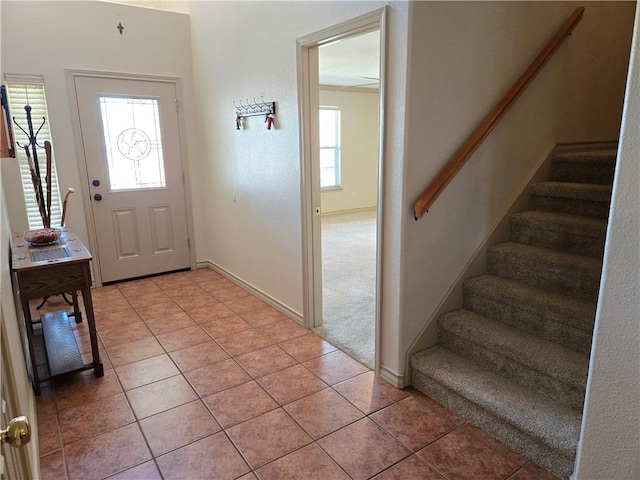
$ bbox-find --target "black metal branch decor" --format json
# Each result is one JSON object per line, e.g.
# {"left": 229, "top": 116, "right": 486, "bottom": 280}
{"left": 14, "top": 105, "right": 62, "bottom": 244}
{"left": 14, "top": 105, "right": 51, "bottom": 226}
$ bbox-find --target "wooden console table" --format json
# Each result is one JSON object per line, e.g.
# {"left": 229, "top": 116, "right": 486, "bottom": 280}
{"left": 10, "top": 229, "right": 103, "bottom": 394}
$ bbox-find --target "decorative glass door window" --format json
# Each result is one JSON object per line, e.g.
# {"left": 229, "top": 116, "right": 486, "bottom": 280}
{"left": 99, "top": 96, "right": 166, "bottom": 191}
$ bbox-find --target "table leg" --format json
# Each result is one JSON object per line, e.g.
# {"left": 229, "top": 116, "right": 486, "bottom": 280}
{"left": 20, "top": 296, "right": 41, "bottom": 395}
{"left": 80, "top": 286, "right": 103, "bottom": 377}
{"left": 71, "top": 291, "right": 82, "bottom": 323}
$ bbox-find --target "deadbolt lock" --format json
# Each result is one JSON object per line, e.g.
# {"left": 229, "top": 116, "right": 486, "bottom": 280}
{"left": 1, "top": 416, "right": 31, "bottom": 448}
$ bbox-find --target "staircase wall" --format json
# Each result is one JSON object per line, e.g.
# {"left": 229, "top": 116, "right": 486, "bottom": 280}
{"left": 574, "top": 8, "right": 640, "bottom": 478}
{"left": 406, "top": 141, "right": 558, "bottom": 369}
{"left": 397, "top": 1, "right": 636, "bottom": 385}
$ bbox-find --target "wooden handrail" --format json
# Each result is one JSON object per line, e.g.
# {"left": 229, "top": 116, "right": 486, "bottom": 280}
{"left": 413, "top": 7, "right": 585, "bottom": 220}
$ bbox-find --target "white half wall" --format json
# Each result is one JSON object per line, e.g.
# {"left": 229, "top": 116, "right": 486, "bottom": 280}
{"left": 401, "top": 1, "right": 636, "bottom": 374}
{"left": 574, "top": 6, "right": 640, "bottom": 478}
{"left": 0, "top": 1, "right": 204, "bottom": 261}
{"left": 319, "top": 88, "right": 379, "bottom": 214}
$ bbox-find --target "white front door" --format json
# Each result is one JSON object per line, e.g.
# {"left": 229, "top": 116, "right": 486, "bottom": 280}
{"left": 73, "top": 76, "right": 190, "bottom": 283}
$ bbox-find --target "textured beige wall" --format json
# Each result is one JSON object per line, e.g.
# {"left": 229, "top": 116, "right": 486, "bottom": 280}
{"left": 575, "top": 7, "right": 640, "bottom": 478}
{"left": 186, "top": 1, "right": 409, "bottom": 331}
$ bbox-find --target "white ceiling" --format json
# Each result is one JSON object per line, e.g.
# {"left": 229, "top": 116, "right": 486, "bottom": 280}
{"left": 319, "top": 30, "right": 380, "bottom": 88}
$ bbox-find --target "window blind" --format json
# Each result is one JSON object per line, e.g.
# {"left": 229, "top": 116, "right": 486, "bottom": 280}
{"left": 4, "top": 76, "right": 62, "bottom": 229}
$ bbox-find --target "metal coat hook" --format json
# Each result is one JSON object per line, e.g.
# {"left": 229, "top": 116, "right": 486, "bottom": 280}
{"left": 14, "top": 106, "right": 46, "bottom": 149}
{"left": 233, "top": 97, "right": 276, "bottom": 130}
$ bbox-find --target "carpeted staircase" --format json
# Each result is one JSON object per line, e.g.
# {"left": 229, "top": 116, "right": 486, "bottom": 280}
{"left": 410, "top": 147, "right": 616, "bottom": 479}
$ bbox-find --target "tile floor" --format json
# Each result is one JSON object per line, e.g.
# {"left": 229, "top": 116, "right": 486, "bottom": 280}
{"left": 34, "top": 269, "right": 560, "bottom": 480}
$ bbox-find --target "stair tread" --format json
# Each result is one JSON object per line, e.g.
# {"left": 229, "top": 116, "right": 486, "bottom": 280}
{"left": 464, "top": 275, "right": 595, "bottom": 332}
{"left": 489, "top": 242, "right": 602, "bottom": 273}
{"left": 530, "top": 182, "right": 612, "bottom": 202}
{"left": 552, "top": 149, "right": 617, "bottom": 164}
{"left": 488, "top": 242, "right": 602, "bottom": 302}
{"left": 510, "top": 211, "right": 607, "bottom": 238}
{"left": 439, "top": 309, "right": 589, "bottom": 389}
{"left": 411, "top": 346, "right": 582, "bottom": 452}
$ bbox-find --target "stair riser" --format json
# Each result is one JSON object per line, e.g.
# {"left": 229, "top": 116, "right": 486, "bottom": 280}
{"left": 438, "top": 328, "right": 586, "bottom": 411}
{"left": 487, "top": 251, "right": 602, "bottom": 302}
{"left": 463, "top": 290, "right": 594, "bottom": 354}
{"left": 510, "top": 224, "right": 604, "bottom": 258}
{"left": 531, "top": 196, "right": 610, "bottom": 218}
{"left": 411, "top": 368, "right": 576, "bottom": 479}
{"left": 552, "top": 162, "right": 615, "bottom": 185}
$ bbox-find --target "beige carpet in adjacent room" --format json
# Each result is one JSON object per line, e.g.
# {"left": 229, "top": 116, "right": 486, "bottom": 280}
{"left": 313, "top": 209, "right": 377, "bottom": 368}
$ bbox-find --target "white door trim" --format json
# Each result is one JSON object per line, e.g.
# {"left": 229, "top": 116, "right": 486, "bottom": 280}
{"left": 296, "top": 7, "right": 388, "bottom": 374}
{"left": 66, "top": 69, "right": 196, "bottom": 285}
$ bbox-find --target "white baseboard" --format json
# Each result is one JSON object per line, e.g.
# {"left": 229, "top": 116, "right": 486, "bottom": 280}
{"left": 196, "top": 260, "right": 304, "bottom": 325}
{"left": 320, "top": 206, "right": 377, "bottom": 217}
{"left": 379, "top": 364, "right": 407, "bottom": 388}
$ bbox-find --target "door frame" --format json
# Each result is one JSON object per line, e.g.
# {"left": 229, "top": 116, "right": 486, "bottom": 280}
{"left": 66, "top": 70, "right": 196, "bottom": 286}
{"left": 296, "top": 7, "right": 387, "bottom": 374}
{"left": 1, "top": 309, "right": 38, "bottom": 479}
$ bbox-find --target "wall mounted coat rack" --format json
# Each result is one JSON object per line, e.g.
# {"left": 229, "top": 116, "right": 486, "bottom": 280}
{"left": 234, "top": 97, "right": 276, "bottom": 130}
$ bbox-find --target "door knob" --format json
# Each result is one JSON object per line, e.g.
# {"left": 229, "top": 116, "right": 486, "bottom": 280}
{"left": 94, "top": 194, "right": 102, "bottom": 201}
{"left": 1, "top": 416, "right": 31, "bottom": 448}
{"left": 92, "top": 179, "right": 100, "bottom": 187}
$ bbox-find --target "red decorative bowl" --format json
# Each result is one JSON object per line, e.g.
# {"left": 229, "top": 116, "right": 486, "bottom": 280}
{"left": 24, "top": 228, "right": 61, "bottom": 246}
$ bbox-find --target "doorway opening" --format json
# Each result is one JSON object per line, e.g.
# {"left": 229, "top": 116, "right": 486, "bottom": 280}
{"left": 298, "top": 8, "right": 386, "bottom": 371}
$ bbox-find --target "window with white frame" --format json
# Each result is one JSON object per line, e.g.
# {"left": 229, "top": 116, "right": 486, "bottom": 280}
{"left": 319, "top": 107, "right": 341, "bottom": 189}
{"left": 4, "top": 76, "right": 62, "bottom": 229}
